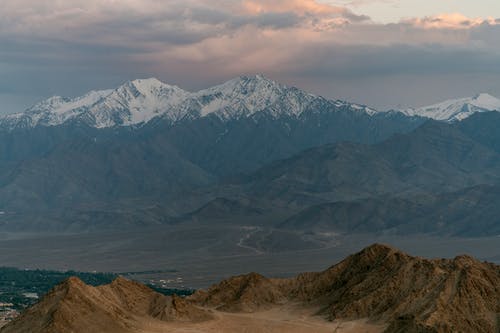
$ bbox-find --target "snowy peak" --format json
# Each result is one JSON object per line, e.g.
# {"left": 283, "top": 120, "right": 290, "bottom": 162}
{"left": 0, "top": 75, "right": 377, "bottom": 130}
{"left": 2, "top": 89, "right": 113, "bottom": 129}
{"left": 192, "top": 75, "right": 321, "bottom": 119}
{"left": 118, "top": 78, "right": 186, "bottom": 99}
{"left": 90, "top": 78, "right": 189, "bottom": 127}
{"left": 470, "top": 93, "right": 500, "bottom": 108}
{"left": 401, "top": 93, "right": 500, "bottom": 122}
{"left": 2, "top": 78, "right": 190, "bottom": 129}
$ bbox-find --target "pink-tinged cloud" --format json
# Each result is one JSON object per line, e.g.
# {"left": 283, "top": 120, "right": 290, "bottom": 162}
{"left": 405, "top": 13, "right": 499, "bottom": 29}
{"left": 242, "top": 0, "right": 349, "bottom": 15}
{"left": 240, "top": 0, "right": 370, "bottom": 29}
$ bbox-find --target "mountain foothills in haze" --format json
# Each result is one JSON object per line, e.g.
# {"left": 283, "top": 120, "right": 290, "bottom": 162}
{"left": 2, "top": 75, "right": 500, "bottom": 234}
{"left": 2, "top": 244, "right": 500, "bottom": 333}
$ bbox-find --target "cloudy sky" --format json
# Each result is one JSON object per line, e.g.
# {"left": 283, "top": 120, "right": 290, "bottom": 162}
{"left": 1, "top": 0, "right": 500, "bottom": 114}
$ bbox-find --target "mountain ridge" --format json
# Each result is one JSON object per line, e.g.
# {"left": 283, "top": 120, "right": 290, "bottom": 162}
{"left": 0, "top": 75, "right": 376, "bottom": 130}
{"left": 3, "top": 77, "right": 500, "bottom": 130}
{"left": 400, "top": 93, "right": 500, "bottom": 122}
{"left": 0, "top": 276, "right": 213, "bottom": 333}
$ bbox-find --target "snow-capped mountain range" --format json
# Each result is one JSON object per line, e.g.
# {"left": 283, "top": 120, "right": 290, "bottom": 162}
{"left": 0, "top": 75, "right": 374, "bottom": 130}
{"left": 2, "top": 75, "right": 499, "bottom": 130}
{"left": 400, "top": 93, "right": 500, "bottom": 122}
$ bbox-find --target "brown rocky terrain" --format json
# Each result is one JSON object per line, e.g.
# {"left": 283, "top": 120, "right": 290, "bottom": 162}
{"left": 2, "top": 244, "right": 499, "bottom": 333}
{"left": 192, "top": 272, "right": 288, "bottom": 312}
{"left": 193, "top": 244, "right": 500, "bottom": 333}
{"left": 0, "top": 276, "right": 213, "bottom": 333}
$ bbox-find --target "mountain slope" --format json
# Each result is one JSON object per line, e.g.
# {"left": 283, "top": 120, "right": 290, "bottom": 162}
{"left": 279, "top": 184, "right": 500, "bottom": 236}
{"left": 162, "top": 109, "right": 424, "bottom": 176}
{"left": 0, "top": 110, "right": 423, "bottom": 230}
{"left": 0, "top": 131, "right": 214, "bottom": 229}
{"left": 240, "top": 120, "right": 500, "bottom": 206}
{"left": 455, "top": 111, "right": 500, "bottom": 153}
{"left": 294, "top": 244, "right": 500, "bottom": 333}
{"left": 401, "top": 93, "right": 500, "bottom": 122}
{"left": 0, "top": 277, "right": 212, "bottom": 333}
{"left": 1, "top": 114, "right": 497, "bottom": 233}
{"left": 192, "top": 244, "right": 500, "bottom": 333}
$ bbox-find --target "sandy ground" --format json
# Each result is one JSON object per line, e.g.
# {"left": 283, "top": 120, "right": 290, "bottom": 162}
{"left": 135, "top": 306, "right": 385, "bottom": 333}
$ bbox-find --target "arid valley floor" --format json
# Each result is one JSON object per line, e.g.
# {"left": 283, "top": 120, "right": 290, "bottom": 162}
{"left": 0, "top": 224, "right": 499, "bottom": 289}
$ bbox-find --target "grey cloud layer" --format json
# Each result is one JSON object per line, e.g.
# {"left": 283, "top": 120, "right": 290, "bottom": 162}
{"left": 0, "top": 0, "right": 500, "bottom": 114}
